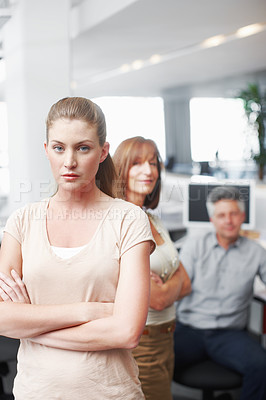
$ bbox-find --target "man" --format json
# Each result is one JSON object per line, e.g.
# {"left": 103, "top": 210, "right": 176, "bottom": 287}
{"left": 174, "top": 186, "right": 266, "bottom": 400}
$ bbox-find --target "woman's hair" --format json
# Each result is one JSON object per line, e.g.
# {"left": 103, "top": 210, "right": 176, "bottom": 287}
{"left": 112, "top": 136, "right": 162, "bottom": 209}
{"left": 46, "top": 97, "right": 117, "bottom": 197}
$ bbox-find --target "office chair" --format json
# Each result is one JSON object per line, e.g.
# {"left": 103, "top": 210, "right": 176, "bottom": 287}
{"left": 173, "top": 359, "right": 242, "bottom": 400}
{"left": 0, "top": 336, "right": 19, "bottom": 400}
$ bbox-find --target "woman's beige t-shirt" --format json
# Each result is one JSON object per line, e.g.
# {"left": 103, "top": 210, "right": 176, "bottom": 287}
{"left": 4, "top": 198, "right": 154, "bottom": 400}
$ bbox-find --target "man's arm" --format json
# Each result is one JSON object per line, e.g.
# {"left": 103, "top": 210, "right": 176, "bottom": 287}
{"left": 176, "top": 263, "right": 192, "bottom": 300}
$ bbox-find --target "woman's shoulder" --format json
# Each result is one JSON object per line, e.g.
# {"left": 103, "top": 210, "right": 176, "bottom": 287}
{"left": 7, "top": 199, "right": 49, "bottom": 221}
{"left": 104, "top": 198, "right": 149, "bottom": 227}
{"left": 4, "top": 199, "right": 49, "bottom": 241}
{"left": 109, "top": 198, "right": 145, "bottom": 214}
{"left": 107, "top": 199, "right": 155, "bottom": 254}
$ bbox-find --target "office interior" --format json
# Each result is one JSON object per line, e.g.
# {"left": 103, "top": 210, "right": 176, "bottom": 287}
{"left": 0, "top": 1, "right": 266, "bottom": 399}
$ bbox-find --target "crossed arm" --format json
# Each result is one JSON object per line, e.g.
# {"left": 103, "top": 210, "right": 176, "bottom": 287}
{"left": 149, "top": 262, "right": 191, "bottom": 311}
{"left": 0, "top": 232, "right": 151, "bottom": 351}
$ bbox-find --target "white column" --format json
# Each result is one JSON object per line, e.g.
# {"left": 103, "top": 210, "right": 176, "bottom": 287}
{"left": 3, "top": 0, "right": 70, "bottom": 213}
{"left": 164, "top": 97, "right": 192, "bottom": 165}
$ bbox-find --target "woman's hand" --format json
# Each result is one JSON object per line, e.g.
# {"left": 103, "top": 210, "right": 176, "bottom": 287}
{"left": 0, "top": 269, "right": 31, "bottom": 304}
{"left": 150, "top": 271, "right": 163, "bottom": 286}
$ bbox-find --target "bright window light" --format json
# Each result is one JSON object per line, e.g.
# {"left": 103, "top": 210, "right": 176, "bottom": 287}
{"left": 0, "top": 60, "right": 6, "bottom": 83}
{"left": 0, "top": 102, "right": 8, "bottom": 166}
{"left": 92, "top": 96, "right": 166, "bottom": 160}
{"left": 190, "top": 97, "right": 257, "bottom": 162}
{"left": 0, "top": 102, "right": 9, "bottom": 195}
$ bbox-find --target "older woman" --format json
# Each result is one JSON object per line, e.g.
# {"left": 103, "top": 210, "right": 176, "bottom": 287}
{"left": 113, "top": 136, "right": 191, "bottom": 400}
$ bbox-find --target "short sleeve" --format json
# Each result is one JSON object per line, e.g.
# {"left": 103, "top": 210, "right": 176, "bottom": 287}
{"left": 3, "top": 208, "right": 24, "bottom": 244}
{"left": 119, "top": 207, "right": 155, "bottom": 257}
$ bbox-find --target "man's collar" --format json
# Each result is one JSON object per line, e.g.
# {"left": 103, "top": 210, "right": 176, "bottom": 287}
{"left": 210, "top": 231, "right": 220, "bottom": 248}
{"left": 211, "top": 231, "right": 242, "bottom": 249}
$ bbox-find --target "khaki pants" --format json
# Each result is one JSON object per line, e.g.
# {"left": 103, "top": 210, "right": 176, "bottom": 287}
{"left": 132, "top": 320, "right": 175, "bottom": 400}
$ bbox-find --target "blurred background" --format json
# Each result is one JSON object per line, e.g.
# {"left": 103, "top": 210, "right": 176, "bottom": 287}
{"left": 0, "top": 1, "right": 266, "bottom": 398}
{"left": 0, "top": 0, "right": 266, "bottom": 223}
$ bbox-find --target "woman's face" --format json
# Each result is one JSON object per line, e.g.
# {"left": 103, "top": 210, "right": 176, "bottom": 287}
{"left": 44, "top": 118, "right": 109, "bottom": 193}
{"left": 126, "top": 143, "right": 159, "bottom": 204}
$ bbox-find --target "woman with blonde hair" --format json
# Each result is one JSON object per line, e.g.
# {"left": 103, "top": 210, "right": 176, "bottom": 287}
{"left": 113, "top": 136, "right": 191, "bottom": 400}
{"left": 0, "top": 98, "right": 155, "bottom": 400}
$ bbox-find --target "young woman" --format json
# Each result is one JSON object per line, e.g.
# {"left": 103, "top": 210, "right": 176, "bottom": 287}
{"left": 0, "top": 98, "right": 155, "bottom": 400}
{"left": 113, "top": 136, "right": 191, "bottom": 400}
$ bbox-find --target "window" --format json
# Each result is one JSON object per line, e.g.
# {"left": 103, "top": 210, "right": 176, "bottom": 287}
{"left": 189, "top": 97, "right": 257, "bottom": 162}
{"left": 0, "top": 102, "right": 9, "bottom": 195}
{"left": 92, "top": 96, "right": 166, "bottom": 160}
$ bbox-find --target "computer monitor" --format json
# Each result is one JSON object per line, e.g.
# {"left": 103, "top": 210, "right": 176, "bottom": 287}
{"left": 183, "top": 178, "right": 256, "bottom": 230}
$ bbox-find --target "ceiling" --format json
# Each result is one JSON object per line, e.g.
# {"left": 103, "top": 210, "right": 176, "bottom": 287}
{"left": 0, "top": 0, "right": 266, "bottom": 98}
{"left": 70, "top": 0, "right": 266, "bottom": 98}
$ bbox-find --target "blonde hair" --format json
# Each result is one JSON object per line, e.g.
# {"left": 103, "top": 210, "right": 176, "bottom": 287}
{"left": 46, "top": 97, "right": 117, "bottom": 197}
{"left": 113, "top": 136, "right": 162, "bottom": 209}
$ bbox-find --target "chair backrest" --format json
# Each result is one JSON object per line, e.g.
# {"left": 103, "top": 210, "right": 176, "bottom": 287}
{"left": 0, "top": 336, "right": 19, "bottom": 363}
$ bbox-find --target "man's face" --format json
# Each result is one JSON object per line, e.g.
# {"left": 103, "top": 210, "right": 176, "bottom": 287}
{"left": 210, "top": 200, "right": 245, "bottom": 244}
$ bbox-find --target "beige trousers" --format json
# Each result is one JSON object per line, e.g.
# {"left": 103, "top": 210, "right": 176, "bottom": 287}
{"left": 132, "top": 320, "right": 175, "bottom": 400}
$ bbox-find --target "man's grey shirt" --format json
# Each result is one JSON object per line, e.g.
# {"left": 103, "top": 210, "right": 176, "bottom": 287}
{"left": 177, "top": 231, "right": 266, "bottom": 330}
